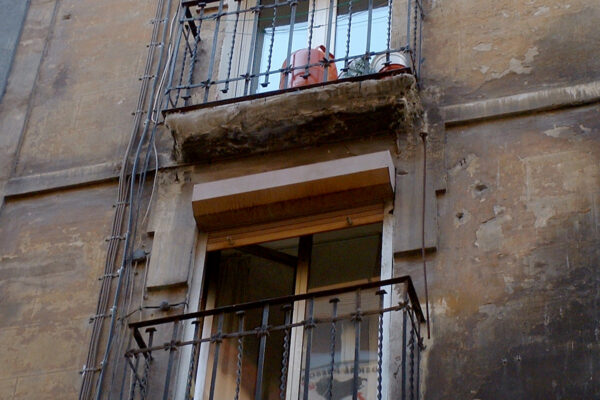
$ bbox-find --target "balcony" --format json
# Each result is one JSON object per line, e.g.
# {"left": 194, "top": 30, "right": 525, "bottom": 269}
{"left": 162, "top": 0, "right": 425, "bottom": 163}
{"left": 123, "top": 276, "right": 425, "bottom": 399}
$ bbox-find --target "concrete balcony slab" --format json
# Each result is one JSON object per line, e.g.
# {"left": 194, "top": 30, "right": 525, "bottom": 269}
{"left": 165, "top": 74, "right": 422, "bottom": 163}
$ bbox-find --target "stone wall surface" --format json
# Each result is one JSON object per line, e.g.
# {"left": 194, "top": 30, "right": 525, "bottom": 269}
{"left": 423, "top": 0, "right": 600, "bottom": 105}
{"left": 418, "top": 104, "right": 600, "bottom": 399}
{"left": 1, "top": 0, "right": 155, "bottom": 180}
{"left": 0, "top": 0, "right": 599, "bottom": 398}
{"left": 0, "top": 184, "right": 115, "bottom": 399}
{"left": 0, "top": 0, "right": 29, "bottom": 102}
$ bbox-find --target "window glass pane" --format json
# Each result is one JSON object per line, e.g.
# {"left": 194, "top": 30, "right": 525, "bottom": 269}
{"left": 204, "top": 240, "right": 296, "bottom": 400}
{"left": 301, "top": 223, "right": 382, "bottom": 399}
{"left": 308, "top": 223, "right": 382, "bottom": 290}
{"left": 335, "top": 0, "right": 389, "bottom": 72}
{"left": 300, "top": 291, "right": 381, "bottom": 400}
{"left": 254, "top": 0, "right": 310, "bottom": 93}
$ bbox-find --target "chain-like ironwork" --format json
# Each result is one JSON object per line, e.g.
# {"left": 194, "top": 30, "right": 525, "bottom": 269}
{"left": 122, "top": 276, "right": 425, "bottom": 400}
{"left": 162, "top": 0, "right": 423, "bottom": 108}
{"left": 234, "top": 311, "right": 245, "bottom": 400}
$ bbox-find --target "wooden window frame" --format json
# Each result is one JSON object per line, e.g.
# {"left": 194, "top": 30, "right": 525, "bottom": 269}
{"left": 174, "top": 201, "right": 394, "bottom": 399}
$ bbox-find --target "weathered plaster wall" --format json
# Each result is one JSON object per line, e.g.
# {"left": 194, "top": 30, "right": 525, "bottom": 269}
{"left": 0, "top": 0, "right": 29, "bottom": 102}
{"left": 423, "top": 0, "right": 600, "bottom": 105}
{"left": 0, "top": 184, "right": 116, "bottom": 399}
{"left": 0, "top": 0, "right": 599, "bottom": 398}
{"left": 415, "top": 104, "right": 600, "bottom": 398}
{"left": 0, "top": 0, "right": 155, "bottom": 181}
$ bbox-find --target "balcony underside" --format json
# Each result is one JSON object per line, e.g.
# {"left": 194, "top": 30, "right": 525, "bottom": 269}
{"left": 165, "top": 74, "right": 422, "bottom": 163}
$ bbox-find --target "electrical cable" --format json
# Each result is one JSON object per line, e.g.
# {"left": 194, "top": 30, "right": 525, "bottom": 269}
{"left": 93, "top": 0, "right": 176, "bottom": 396}
{"left": 80, "top": 0, "right": 175, "bottom": 399}
{"left": 419, "top": 130, "right": 431, "bottom": 339}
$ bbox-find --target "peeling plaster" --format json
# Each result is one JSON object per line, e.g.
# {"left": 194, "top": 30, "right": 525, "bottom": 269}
{"left": 543, "top": 125, "right": 571, "bottom": 138}
{"left": 528, "top": 200, "right": 556, "bottom": 228}
{"left": 454, "top": 209, "right": 472, "bottom": 227}
{"left": 473, "top": 43, "right": 492, "bottom": 52}
{"left": 490, "top": 47, "right": 539, "bottom": 80}
{"left": 475, "top": 215, "right": 511, "bottom": 251}
{"left": 466, "top": 157, "right": 480, "bottom": 177}
{"left": 579, "top": 124, "right": 592, "bottom": 134}
{"left": 449, "top": 153, "right": 478, "bottom": 176}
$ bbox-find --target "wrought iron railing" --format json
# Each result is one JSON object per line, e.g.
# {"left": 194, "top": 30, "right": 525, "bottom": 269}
{"left": 122, "top": 276, "right": 425, "bottom": 400}
{"left": 162, "top": 0, "right": 424, "bottom": 110}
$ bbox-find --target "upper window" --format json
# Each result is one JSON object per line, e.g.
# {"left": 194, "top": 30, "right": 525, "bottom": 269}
{"left": 253, "top": 0, "right": 390, "bottom": 93}
{"left": 162, "top": 0, "right": 424, "bottom": 108}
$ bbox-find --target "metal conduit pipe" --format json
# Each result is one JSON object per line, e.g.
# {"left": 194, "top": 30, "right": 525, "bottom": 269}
{"left": 106, "top": 9, "right": 182, "bottom": 395}
{"left": 79, "top": 0, "right": 173, "bottom": 398}
{"left": 93, "top": 0, "right": 176, "bottom": 397}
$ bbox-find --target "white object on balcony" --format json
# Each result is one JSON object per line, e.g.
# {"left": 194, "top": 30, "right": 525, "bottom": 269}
{"left": 371, "top": 51, "right": 410, "bottom": 73}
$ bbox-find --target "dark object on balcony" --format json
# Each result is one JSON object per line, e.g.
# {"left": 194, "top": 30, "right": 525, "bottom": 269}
{"left": 339, "top": 58, "right": 376, "bottom": 78}
{"left": 280, "top": 45, "right": 338, "bottom": 89}
{"left": 123, "top": 276, "right": 425, "bottom": 400}
{"left": 315, "top": 376, "right": 367, "bottom": 399}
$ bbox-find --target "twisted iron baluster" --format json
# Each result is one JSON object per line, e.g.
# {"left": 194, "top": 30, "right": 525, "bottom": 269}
{"left": 127, "top": 353, "right": 140, "bottom": 400}
{"left": 409, "top": 322, "right": 415, "bottom": 400}
{"left": 385, "top": 0, "right": 393, "bottom": 65}
{"left": 303, "top": 0, "right": 317, "bottom": 78}
{"left": 140, "top": 328, "right": 156, "bottom": 400}
{"left": 328, "top": 298, "right": 340, "bottom": 400}
{"left": 184, "top": 5, "right": 205, "bottom": 104}
{"left": 411, "top": 0, "right": 418, "bottom": 72}
{"left": 243, "top": 0, "right": 263, "bottom": 95}
{"left": 322, "top": 0, "right": 335, "bottom": 82}
{"left": 405, "top": 0, "right": 412, "bottom": 53}
{"left": 223, "top": 0, "right": 241, "bottom": 93}
{"left": 234, "top": 311, "right": 245, "bottom": 400}
{"left": 261, "top": 3, "right": 278, "bottom": 87}
{"left": 302, "top": 299, "right": 315, "bottom": 400}
{"left": 416, "top": 322, "right": 422, "bottom": 400}
{"left": 175, "top": 28, "right": 190, "bottom": 106}
{"left": 185, "top": 320, "right": 203, "bottom": 399}
{"left": 352, "top": 289, "right": 362, "bottom": 400}
{"left": 208, "top": 314, "right": 225, "bottom": 400}
{"left": 203, "top": 0, "right": 226, "bottom": 102}
{"left": 282, "top": 0, "right": 298, "bottom": 89}
{"left": 364, "top": 0, "right": 373, "bottom": 60}
{"left": 280, "top": 305, "right": 292, "bottom": 400}
{"left": 376, "top": 290, "right": 387, "bottom": 400}
{"left": 185, "top": 30, "right": 201, "bottom": 105}
{"left": 255, "top": 305, "right": 271, "bottom": 400}
{"left": 343, "top": 0, "right": 353, "bottom": 71}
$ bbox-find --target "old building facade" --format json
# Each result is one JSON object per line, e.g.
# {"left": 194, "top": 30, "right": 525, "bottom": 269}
{"left": 0, "top": 0, "right": 599, "bottom": 399}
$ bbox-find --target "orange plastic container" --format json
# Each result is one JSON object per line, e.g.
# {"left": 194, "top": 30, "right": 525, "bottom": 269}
{"left": 280, "top": 45, "right": 338, "bottom": 89}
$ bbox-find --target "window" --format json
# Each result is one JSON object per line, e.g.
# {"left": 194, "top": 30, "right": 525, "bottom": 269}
{"left": 216, "top": 0, "right": 393, "bottom": 98}
{"left": 197, "top": 223, "right": 384, "bottom": 399}
{"left": 165, "top": 0, "right": 423, "bottom": 108}
{"left": 252, "top": 0, "right": 390, "bottom": 93}
{"left": 124, "top": 152, "right": 425, "bottom": 399}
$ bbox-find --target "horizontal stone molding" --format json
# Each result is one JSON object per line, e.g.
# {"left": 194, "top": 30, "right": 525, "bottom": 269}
{"left": 4, "top": 162, "right": 122, "bottom": 198}
{"left": 442, "top": 80, "right": 600, "bottom": 126}
{"left": 5, "top": 80, "right": 600, "bottom": 199}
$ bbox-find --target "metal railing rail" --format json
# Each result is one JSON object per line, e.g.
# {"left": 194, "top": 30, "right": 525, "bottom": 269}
{"left": 122, "top": 275, "right": 425, "bottom": 400}
{"left": 162, "top": 0, "right": 424, "bottom": 110}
